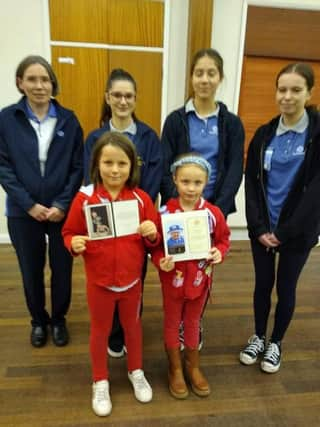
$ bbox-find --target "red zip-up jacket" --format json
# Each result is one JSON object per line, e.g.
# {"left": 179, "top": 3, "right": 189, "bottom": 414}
{"left": 62, "top": 184, "right": 160, "bottom": 288}
{"left": 152, "top": 197, "right": 230, "bottom": 300}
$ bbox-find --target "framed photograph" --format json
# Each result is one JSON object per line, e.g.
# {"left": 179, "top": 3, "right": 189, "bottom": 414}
{"left": 84, "top": 200, "right": 139, "bottom": 240}
{"left": 161, "top": 210, "right": 211, "bottom": 261}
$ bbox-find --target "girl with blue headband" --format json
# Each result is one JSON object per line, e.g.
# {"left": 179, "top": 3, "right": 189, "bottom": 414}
{"left": 152, "top": 153, "right": 230, "bottom": 399}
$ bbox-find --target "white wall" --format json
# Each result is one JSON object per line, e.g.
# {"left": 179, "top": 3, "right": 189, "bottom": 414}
{"left": 0, "top": 0, "right": 188, "bottom": 242}
{"left": 0, "top": 0, "right": 50, "bottom": 242}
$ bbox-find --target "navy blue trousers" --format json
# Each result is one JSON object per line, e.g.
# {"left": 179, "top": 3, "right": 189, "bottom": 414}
{"left": 8, "top": 217, "right": 72, "bottom": 327}
{"left": 250, "top": 239, "right": 310, "bottom": 342}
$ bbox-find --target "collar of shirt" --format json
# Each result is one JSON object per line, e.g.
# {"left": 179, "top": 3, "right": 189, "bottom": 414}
{"left": 109, "top": 119, "right": 137, "bottom": 135}
{"left": 25, "top": 100, "right": 57, "bottom": 123}
{"left": 276, "top": 109, "right": 309, "bottom": 136}
{"left": 185, "top": 98, "right": 220, "bottom": 119}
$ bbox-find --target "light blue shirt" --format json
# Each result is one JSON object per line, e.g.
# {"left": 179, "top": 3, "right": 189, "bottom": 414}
{"left": 26, "top": 101, "right": 57, "bottom": 176}
{"left": 186, "top": 99, "right": 219, "bottom": 199}
{"left": 265, "top": 111, "right": 308, "bottom": 229}
{"left": 109, "top": 120, "right": 137, "bottom": 142}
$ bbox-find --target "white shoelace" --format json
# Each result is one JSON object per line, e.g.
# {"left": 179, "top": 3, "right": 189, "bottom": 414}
{"left": 264, "top": 343, "right": 280, "bottom": 363}
{"left": 95, "top": 383, "right": 108, "bottom": 402}
{"left": 245, "top": 336, "right": 264, "bottom": 354}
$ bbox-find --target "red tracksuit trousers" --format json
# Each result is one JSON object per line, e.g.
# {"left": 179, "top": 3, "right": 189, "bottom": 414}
{"left": 87, "top": 281, "right": 142, "bottom": 381}
{"left": 162, "top": 285, "right": 209, "bottom": 349}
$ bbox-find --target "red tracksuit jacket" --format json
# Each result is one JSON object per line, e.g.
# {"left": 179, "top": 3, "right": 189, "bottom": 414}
{"left": 63, "top": 184, "right": 160, "bottom": 288}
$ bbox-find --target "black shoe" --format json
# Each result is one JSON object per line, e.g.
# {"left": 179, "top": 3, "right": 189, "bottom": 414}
{"left": 52, "top": 324, "right": 69, "bottom": 346}
{"left": 240, "top": 334, "right": 265, "bottom": 365}
{"left": 31, "top": 325, "right": 47, "bottom": 348}
{"left": 261, "top": 341, "right": 281, "bottom": 373}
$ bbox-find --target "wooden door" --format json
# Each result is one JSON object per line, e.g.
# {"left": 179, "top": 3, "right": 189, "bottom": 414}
{"left": 108, "top": 50, "right": 162, "bottom": 133}
{"left": 51, "top": 47, "right": 108, "bottom": 136}
{"left": 238, "top": 6, "right": 320, "bottom": 159}
{"left": 49, "top": 0, "right": 164, "bottom": 138}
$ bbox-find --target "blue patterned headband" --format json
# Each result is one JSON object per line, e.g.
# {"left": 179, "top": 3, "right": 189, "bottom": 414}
{"left": 170, "top": 156, "right": 212, "bottom": 177}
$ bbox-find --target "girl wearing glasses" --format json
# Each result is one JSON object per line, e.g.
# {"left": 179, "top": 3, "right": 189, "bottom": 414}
{"left": 84, "top": 68, "right": 162, "bottom": 358}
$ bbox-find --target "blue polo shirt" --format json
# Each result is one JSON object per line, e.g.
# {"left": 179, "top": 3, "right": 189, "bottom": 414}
{"left": 265, "top": 110, "right": 308, "bottom": 229}
{"left": 186, "top": 99, "right": 219, "bottom": 199}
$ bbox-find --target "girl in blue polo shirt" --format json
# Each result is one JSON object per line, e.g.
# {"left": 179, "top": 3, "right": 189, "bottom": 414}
{"left": 240, "top": 63, "right": 320, "bottom": 373}
{"left": 160, "top": 48, "right": 245, "bottom": 217}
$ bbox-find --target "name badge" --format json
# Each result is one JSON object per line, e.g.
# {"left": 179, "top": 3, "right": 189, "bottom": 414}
{"left": 264, "top": 148, "right": 273, "bottom": 171}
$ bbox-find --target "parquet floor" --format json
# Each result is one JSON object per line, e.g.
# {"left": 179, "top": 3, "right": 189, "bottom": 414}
{"left": 0, "top": 241, "right": 319, "bottom": 427}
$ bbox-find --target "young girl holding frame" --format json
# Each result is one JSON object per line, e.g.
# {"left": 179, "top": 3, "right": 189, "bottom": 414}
{"left": 63, "top": 131, "right": 160, "bottom": 416}
{"left": 152, "top": 153, "right": 230, "bottom": 398}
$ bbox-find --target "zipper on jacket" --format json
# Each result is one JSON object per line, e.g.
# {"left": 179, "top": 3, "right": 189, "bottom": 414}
{"left": 259, "top": 138, "right": 272, "bottom": 233}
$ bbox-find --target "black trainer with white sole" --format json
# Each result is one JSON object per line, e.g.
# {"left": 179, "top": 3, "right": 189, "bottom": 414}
{"left": 239, "top": 334, "right": 265, "bottom": 365}
{"left": 261, "top": 341, "right": 281, "bottom": 373}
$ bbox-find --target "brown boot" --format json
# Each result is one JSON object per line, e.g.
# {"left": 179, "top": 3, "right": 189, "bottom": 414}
{"left": 166, "top": 347, "right": 189, "bottom": 399}
{"left": 185, "top": 347, "right": 210, "bottom": 397}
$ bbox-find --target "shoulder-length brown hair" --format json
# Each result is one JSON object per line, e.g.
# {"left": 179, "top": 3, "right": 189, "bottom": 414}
{"left": 15, "top": 55, "right": 59, "bottom": 97}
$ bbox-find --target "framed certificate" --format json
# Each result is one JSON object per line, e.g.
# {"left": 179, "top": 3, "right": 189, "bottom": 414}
{"left": 161, "top": 210, "right": 211, "bottom": 261}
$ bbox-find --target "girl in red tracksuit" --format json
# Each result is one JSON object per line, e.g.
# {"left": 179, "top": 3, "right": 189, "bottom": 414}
{"left": 62, "top": 131, "right": 160, "bottom": 417}
{"left": 152, "top": 153, "right": 230, "bottom": 399}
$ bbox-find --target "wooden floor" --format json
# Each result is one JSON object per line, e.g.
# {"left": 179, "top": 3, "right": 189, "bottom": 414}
{"left": 0, "top": 241, "right": 319, "bottom": 427}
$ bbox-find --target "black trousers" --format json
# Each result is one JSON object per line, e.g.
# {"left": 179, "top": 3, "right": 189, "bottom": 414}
{"left": 8, "top": 217, "right": 73, "bottom": 327}
{"left": 250, "top": 239, "right": 310, "bottom": 342}
{"left": 108, "top": 254, "right": 148, "bottom": 351}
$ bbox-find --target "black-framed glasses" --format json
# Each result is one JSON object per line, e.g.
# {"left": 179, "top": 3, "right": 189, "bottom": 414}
{"left": 109, "top": 92, "right": 136, "bottom": 101}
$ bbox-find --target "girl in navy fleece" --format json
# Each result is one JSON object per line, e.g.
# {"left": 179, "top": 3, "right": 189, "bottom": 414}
{"left": 240, "top": 63, "right": 320, "bottom": 374}
{"left": 84, "top": 68, "right": 162, "bottom": 358}
{"left": 160, "top": 48, "right": 244, "bottom": 217}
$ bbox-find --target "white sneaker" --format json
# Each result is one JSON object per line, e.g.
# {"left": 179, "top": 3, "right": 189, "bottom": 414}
{"left": 92, "top": 380, "right": 112, "bottom": 416}
{"left": 128, "top": 369, "right": 153, "bottom": 403}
